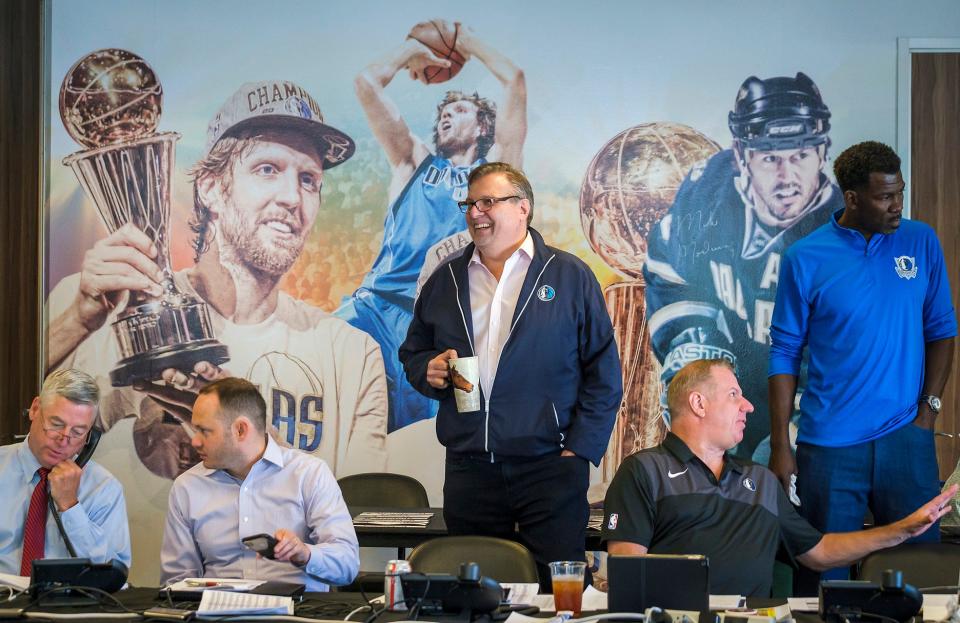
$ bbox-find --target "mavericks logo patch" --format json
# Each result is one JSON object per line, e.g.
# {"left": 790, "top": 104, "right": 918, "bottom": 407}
{"left": 894, "top": 256, "right": 917, "bottom": 280}
{"left": 742, "top": 477, "right": 757, "bottom": 492}
{"left": 537, "top": 285, "right": 556, "bottom": 301}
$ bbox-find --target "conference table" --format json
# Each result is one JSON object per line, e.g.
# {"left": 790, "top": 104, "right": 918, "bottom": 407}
{"left": 350, "top": 507, "right": 606, "bottom": 551}
{"left": 1, "top": 586, "right": 804, "bottom": 623}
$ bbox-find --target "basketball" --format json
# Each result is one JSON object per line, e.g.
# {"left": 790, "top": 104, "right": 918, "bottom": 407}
{"left": 579, "top": 122, "right": 721, "bottom": 279}
{"left": 407, "top": 20, "right": 467, "bottom": 84}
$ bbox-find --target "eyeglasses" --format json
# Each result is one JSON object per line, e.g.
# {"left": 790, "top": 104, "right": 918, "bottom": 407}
{"left": 40, "top": 416, "right": 90, "bottom": 443}
{"left": 457, "top": 195, "right": 522, "bottom": 214}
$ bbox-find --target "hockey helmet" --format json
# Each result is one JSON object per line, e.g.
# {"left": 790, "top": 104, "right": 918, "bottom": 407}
{"left": 728, "top": 72, "right": 830, "bottom": 151}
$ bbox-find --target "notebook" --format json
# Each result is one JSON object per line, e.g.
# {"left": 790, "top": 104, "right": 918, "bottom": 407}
{"left": 163, "top": 578, "right": 305, "bottom": 602}
{"left": 607, "top": 554, "right": 709, "bottom": 613}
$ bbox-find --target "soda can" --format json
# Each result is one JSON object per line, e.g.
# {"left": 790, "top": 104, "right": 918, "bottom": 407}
{"left": 384, "top": 559, "right": 412, "bottom": 611}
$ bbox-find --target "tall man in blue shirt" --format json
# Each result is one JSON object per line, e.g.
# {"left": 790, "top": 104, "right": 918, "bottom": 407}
{"left": 768, "top": 141, "right": 957, "bottom": 584}
{"left": 0, "top": 369, "right": 130, "bottom": 575}
{"left": 161, "top": 377, "right": 358, "bottom": 591}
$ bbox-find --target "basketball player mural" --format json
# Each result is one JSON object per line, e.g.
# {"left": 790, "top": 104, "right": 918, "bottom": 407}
{"left": 47, "top": 73, "right": 389, "bottom": 479}
{"left": 337, "top": 20, "right": 527, "bottom": 432}
{"left": 643, "top": 72, "right": 841, "bottom": 461}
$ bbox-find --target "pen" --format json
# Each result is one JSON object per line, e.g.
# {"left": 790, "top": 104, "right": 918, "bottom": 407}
{"left": 186, "top": 580, "right": 235, "bottom": 588}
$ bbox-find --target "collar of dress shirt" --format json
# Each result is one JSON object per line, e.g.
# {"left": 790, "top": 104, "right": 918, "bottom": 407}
{"left": 468, "top": 231, "right": 534, "bottom": 270}
{"left": 16, "top": 436, "right": 42, "bottom": 484}
{"left": 199, "top": 433, "right": 286, "bottom": 479}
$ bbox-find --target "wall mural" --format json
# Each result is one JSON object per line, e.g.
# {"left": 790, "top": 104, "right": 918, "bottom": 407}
{"left": 43, "top": 0, "right": 878, "bottom": 583}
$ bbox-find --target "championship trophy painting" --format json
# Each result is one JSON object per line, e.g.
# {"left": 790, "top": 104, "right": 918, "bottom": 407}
{"left": 47, "top": 48, "right": 389, "bottom": 479}
{"left": 580, "top": 123, "right": 720, "bottom": 495}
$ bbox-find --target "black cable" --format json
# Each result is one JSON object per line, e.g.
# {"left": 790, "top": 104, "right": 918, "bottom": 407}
{"left": 919, "top": 585, "right": 959, "bottom": 593}
{"left": 407, "top": 575, "right": 431, "bottom": 622}
{"left": 21, "top": 584, "right": 138, "bottom": 614}
{"left": 47, "top": 496, "right": 78, "bottom": 558}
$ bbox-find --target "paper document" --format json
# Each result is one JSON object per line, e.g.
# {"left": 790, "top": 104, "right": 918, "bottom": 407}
{"left": 501, "top": 583, "right": 540, "bottom": 605}
{"left": 352, "top": 511, "right": 434, "bottom": 527}
{"left": 166, "top": 577, "right": 264, "bottom": 593}
{"left": 535, "top": 585, "right": 608, "bottom": 613}
{"left": 710, "top": 595, "right": 746, "bottom": 609}
{"left": 787, "top": 597, "right": 820, "bottom": 612}
{"left": 197, "top": 589, "right": 294, "bottom": 615}
{"left": 922, "top": 593, "right": 957, "bottom": 622}
{"left": 0, "top": 573, "right": 30, "bottom": 591}
{"left": 582, "top": 585, "right": 609, "bottom": 611}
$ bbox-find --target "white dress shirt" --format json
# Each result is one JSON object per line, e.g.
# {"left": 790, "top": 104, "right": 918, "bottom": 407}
{"left": 160, "top": 435, "right": 359, "bottom": 591}
{"left": 0, "top": 439, "right": 131, "bottom": 574}
{"left": 468, "top": 233, "right": 534, "bottom": 398}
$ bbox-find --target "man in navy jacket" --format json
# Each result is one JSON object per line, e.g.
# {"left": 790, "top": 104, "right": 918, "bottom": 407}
{"left": 400, "top": 162, "right": 621, "bottom": 589}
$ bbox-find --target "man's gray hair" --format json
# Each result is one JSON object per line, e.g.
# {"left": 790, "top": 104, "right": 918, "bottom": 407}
{"left": 40, "top": 369, "right": 100, "bottom": 407}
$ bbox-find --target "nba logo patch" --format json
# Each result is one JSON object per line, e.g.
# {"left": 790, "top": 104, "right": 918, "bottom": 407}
{"left": 742, "top": 477, "right": 756, "bottom": 492}
{"left": 607, "top": 513, "right": 618, "bottom": 530}
{"left": 537, "top": 285, "right": 556, "bottom": 302}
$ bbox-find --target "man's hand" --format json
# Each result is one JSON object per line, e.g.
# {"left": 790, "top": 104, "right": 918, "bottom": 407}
{"left": 73, "top": 223, "right": 164, "bottom": 331}
{"left": 273, "top": 529, "right": 311, "bottom": 567}
{"left": 404, "top": 40, "right": 452, "bottom": 85}
{"left": 49, "top": 460, "right": 83, "bottom": 512}
{"left": 426, "top": 349, "right": 458, "bottom": 389}
{"left": 912, "top": 403, "right": 937, "bottom": 431}
{"left": 133, "top": 361, "right": 230, "bottom": 422}
{"left": 768, "top": 443, "right": 797, "bottom": 493}
{"left": 896, "top": 483, "right": 958, "bottom": 539}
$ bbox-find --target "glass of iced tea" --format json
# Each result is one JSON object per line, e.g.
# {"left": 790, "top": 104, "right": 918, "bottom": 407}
{"left": 549, "top": 560, "right": 586, "bottom": 616}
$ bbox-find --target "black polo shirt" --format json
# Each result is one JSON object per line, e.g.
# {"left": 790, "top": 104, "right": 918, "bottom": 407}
{"left": 601, "top": 433, "right": 822, "bottom": 596}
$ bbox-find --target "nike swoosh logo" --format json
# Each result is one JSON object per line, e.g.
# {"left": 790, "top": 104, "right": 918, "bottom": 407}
{"left": 668, "top": 468, "right": 688, "bottom": 478}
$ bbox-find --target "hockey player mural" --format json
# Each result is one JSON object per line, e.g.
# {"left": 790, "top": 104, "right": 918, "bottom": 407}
{"left": 643, "top": 72, "right": 843, "bottom": 460}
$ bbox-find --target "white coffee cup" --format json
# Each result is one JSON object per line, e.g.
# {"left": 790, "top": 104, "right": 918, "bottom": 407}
{"left": 448, "top": 356, "right": 480, "bottom": 413}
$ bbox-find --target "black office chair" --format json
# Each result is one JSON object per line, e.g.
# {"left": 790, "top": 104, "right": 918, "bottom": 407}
{"left": 338, "top": 472, "right": 429, "bottom": 509}
{"left": 855, "top": 542, "right": 960, "bottom": 590}
{"left": 336, "top": 473, "right": 430, "bottom": 594}
{"left": 407, "top": 536, "right": 540, "bottom": 584}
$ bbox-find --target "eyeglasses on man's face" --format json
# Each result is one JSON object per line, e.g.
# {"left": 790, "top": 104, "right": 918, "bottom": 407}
{"left": 457, "top": 195, "right": 522, "bottom": 214}
{"left": 40, "top": 415, "right": 91, "bottom": 443}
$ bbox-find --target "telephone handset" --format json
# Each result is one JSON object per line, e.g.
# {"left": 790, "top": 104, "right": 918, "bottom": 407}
{"left": 74, "top": 428, "right": 102, "bottom": 468}
{"left": 48, "top": 428, "right": 102, "bottom": 557}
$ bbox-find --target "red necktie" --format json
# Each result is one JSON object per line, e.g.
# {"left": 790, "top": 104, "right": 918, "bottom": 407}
{"left": 20, "top": 468, "right": 50, "bottom": 576}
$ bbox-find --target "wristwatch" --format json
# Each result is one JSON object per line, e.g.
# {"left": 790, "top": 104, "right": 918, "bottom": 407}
{"left": 920, "top": 394, "right": 942, "bottom": 414}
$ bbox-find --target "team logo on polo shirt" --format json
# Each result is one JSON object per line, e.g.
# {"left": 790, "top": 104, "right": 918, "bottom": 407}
{"left": 607, "top": 513, "right": 618, "bottom": 529}
{"left": 742, "top": 477, "right": 757, "bottom": 492}
{"left": 894, "top": 256, "right": 917, "bottom": 280}
{"left": 537, "top": 285, "right": 556, "bottom": 301}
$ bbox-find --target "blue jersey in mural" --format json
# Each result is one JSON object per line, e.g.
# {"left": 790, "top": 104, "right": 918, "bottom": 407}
{"left": 338, "top": 154, "right": 484, "bottom": 431}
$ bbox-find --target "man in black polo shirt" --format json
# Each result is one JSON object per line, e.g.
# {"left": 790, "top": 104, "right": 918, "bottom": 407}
{"left": 602, "top": 359, "right": 957, "bottom": 596}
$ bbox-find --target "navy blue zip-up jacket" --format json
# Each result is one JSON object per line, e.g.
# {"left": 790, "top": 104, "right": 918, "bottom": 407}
{"left": 399, "top": 227, "right": 622, "bottom": 466}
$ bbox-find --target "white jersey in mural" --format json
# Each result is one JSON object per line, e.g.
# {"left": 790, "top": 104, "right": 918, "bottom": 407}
{"left": 48, "top": 270, "right": 388, "bottom": 478}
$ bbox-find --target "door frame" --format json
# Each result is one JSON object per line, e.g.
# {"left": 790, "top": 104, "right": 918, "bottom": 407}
{"left": 896, "top": 37, "right": 960, "bottom": 217}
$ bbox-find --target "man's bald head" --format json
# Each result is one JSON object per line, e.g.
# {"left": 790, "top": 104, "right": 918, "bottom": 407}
{"left": 667, "top": 359, "right": 735, "bottom": 418}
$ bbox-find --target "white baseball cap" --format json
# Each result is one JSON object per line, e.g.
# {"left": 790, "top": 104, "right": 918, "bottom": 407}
{"left": 205, "top": 79, "right": 354, "bottom": 168}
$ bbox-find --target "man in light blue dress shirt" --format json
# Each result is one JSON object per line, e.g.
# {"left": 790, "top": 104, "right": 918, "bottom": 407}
{"left": 0, "top": 369, "right": 131, "bottom": 575}
{"left": 160, "top": 377, "right": 359, "bottom": 591}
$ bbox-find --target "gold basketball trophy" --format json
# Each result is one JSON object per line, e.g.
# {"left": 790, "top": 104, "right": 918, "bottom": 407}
{"left": 580, "top": 122, "right": 720, "bottom": 494}
{"left": 59, "top": 49, "right": 228, "bottom": 386}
